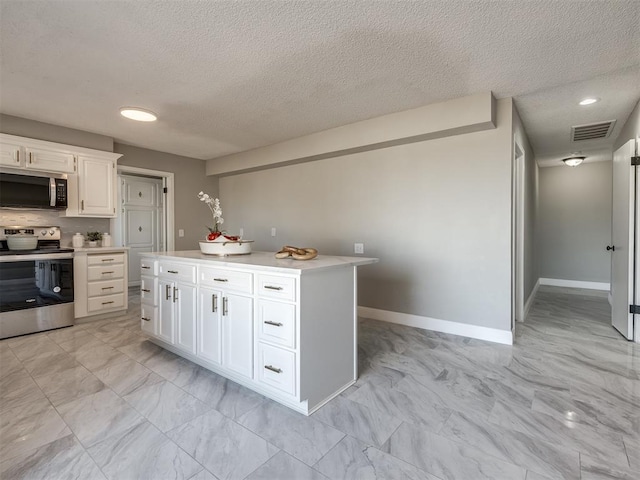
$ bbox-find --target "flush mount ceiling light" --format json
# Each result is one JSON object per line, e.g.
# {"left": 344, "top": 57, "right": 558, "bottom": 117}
{"left": 562, "top": 155, "right": 586, "bottom": 167}
{"left": 119, "top": 107, "right": 157, "bottom": 122}
{"left": 579, "top": 97, "right": 600, "bottom": 106}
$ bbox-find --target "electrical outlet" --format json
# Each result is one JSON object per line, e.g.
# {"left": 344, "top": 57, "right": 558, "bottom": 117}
{"left": 271, "top": 227, "right": 276, "bottom": 237}
{"left": 354, "top": 243, "right": 364, "bottom": 254}
{"left": 178, "top": 229, "right": 185, "bottom": 238}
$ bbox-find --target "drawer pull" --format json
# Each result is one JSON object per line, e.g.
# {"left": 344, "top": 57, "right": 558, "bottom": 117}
{"left": 165, "top": 285, "right": 171, "bottom": 300}
{"left": 102, "top": 301, "right": 114, "bottom": 305}
{"left": 102, "top": 286, "right": 114, "bottom": 290}
{"left": 264, "top": 321, "right": 283, "bottom": 327}
{"left": 141, "top": 316, "right": 150, "bottom": 321}
{"left": 214, "top": 278, "right": 228, "bottom": 282}
{"left": 101, "top": 271, "right": 114, "bottom": 275}
{"left": 141, "top": 288, "right": 150, "bottom": 293}
{"left": 222, "top": 297, "right": 228, "bottom": 316}
{"left": 167, "top": 270, "right": 179, "bottom": 274}
{"left": 264, "top": 285, "right": 283, "bottom": 291}
{"left": 141, "top": 266, "right": 150, "bottom": 270}
{"left": 101, "top": 258, "right": 115, "bottom": 262}
{"left": 264, "top": 365, "right": 282, "bottom": 374}
{"left": 212, "top": 294, "right": 218, "bottom": 313}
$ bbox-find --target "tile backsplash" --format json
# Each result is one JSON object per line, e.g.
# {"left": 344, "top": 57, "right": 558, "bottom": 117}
{"left": 0, "top": 209, "right": 111, "bottom": 247}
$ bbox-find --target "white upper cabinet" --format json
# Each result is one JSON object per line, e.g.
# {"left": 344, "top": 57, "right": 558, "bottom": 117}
{"left": 77, "top": 155, "right": 116, "bottom": 216}
{"left": 0, "top": 134, "right": 76, "bottom": 173}
{"left": 25, "top": 146, "right": 76, "bottom": 173}
{"left": 0, "top": 139, "right": 24, "bottom": 168}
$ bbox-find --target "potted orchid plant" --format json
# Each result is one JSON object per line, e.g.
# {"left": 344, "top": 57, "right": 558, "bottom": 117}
{"left": 197, "top": 191, "right": 241, "bottom": 242}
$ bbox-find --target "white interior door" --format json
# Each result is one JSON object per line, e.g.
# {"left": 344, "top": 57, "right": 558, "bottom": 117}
{"left": 120, "top": 174, "right": 164, "bottom": 286}
{"left": 611, "top": 139, "right": 636, "bottom": 340}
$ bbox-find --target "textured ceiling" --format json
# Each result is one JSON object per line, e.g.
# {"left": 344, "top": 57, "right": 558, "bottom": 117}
{"left": 0, "top": 1, "right": 639, "bottom": 163}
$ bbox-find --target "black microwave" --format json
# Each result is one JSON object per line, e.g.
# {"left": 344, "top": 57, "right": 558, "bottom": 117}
{"left": 0, "top": 172, "right": 68, "bottom": 209}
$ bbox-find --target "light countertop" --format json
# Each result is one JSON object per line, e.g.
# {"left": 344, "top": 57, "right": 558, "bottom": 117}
{"left": 141, "top": 250, "right": 378, "bottom": 274}
{"left": 73, "top": 246, "right": 129, "bottom": 254}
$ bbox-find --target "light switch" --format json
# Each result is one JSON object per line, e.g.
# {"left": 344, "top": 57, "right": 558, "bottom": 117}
{"left": 271, "top": 227, "right": 276, "bottom": 237}
{"left": 178, "top": 229, "right": 184, "bottom": 237}
{"left": 354, "top": 243, "right": 364, "bottom": 254}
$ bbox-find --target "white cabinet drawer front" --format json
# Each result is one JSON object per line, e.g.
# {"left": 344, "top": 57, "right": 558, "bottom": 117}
{"left": 158, "top": 261, "right": 196, "bottom": 283}
{"left": 88, "top": 253, "right": 125, "bottom": 266}
{"left": 257, "top": 274, "right": 296, "bottom": 302}
{"left": 141, "top": 305, "right": 157, "bottom": 335}
{"left": 257, "top": 300, "right": 296, "bottom": 349}
{"left": 88, "top": 264, "right": 125, "bottom": 281}
{"left": 257, "top": 343, "right": 296, "bottom": 396}
{"left": 25, "top": 147, "right": 75, "bottom": 173}
{"left": 88, "top": 279, "right": 124, "bottom": 298}
{"left": 140, "top": 275, "right": 158, "bottom": 305}
{"left": 88, "top": 293, "right": 125, "bottom": 312}
{"left": 200, "top": 267, "right": 252, "bottom": 293}
{"left": 140, "top": 259, "right": 158, "bottom": 276}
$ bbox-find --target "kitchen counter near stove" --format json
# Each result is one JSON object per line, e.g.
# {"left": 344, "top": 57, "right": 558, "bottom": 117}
{"left": 74, "top": 247, "right": 129, "bottom": 320}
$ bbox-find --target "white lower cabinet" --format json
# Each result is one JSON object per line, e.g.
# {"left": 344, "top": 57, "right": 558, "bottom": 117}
{"left": 139, "top": 252, "right": 371, "bottom": 415}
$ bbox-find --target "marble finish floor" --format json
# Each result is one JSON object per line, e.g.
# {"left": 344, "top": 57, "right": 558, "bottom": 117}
{"left": 1, "top": 286, "right": 639, "bottom": 479}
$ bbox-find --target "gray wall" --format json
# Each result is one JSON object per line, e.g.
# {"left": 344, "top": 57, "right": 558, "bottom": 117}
{"left": 220, "top": 99, "right": 514, "bottom": 332}
{"left": 115, "top": 143, "right": 218, "bottom": 251}
{"left": 538, "top": 161, "right": 612, "bottom": 283}
{"left": 512, "top": 104, "right": 538, "bottom": 303}
{"left": 615, "top": 98, "right": 640, "bottom": 150}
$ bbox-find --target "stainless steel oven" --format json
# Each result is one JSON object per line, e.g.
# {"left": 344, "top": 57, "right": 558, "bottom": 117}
{"left": 0, "top": 226, "right": 74, "bottom": 339}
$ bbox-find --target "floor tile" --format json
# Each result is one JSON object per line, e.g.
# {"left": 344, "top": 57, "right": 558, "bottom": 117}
{"left": 238, "top": 401, "right": 344, "bottom": 466}
{"left": 21, "top": 350, "right": 79, "bottom": 378}
{"left": 47, "top": 326, "right": 96, "bottom": 345}
{"left": 72, "top": 342, "right": 130, "bottom": 371}
{"left": 0, "top": 434, "right": 105, "bottom": 480}
{"left": 580, "top": 453, "right": 640, "bottom": 480}
{"left": 0, "top": 368, "right": 47, "bottom": 414}
{"left": 384, "top": 421, "right": 527, "bottom": 480}
{"left": 33, "top": 364, "right": 105, "bottom": 406}
{"left": 312, "top": 395, "right": 402, "bottom": 447}
{"left": 123, "top": 380, "right": 211, "bottom": 432}
{"left": 93, "top": 356, "right": 163, "bottom": 396}
{"left": 168, "top": 409, "right": 279, "bottom": 480}
{"left": 10, "top": 336, "right": 65, "bottom": 361}
{"left": 57, "top": 334, "right": 105, "bottom": 353}
{"left": 246, "top": 451, "right": 327, "bottom": 480}
{"left": 0, "top": 348, "right": 23, "bottom": 379}
{"left": 57, "top": 388, "right": 144, "bottom": 448}
{"left": 314, "top": 435, "right": 440, "bottom": 480}
{"left": 88, "top": 420, "right": 203, "bottom": 480}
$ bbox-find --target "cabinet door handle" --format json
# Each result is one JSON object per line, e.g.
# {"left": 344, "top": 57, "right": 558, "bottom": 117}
{"left": 167, "top": 270, "right": 179, "bottom": 274}
{"left": 264, "top": 285, "right": 283, "bottom": 291}
{"left": 264, "top": 365, "right": 282, "bottom": 374}
{"left": 29, "top": 152, "right": 33, "bottom": 164}
{"left": 102, "top": 301, "right": 114, "bottom": 305}
{"left": 141, "top": 288, "right": 150, "bottom": 292}
{"left": 212, "top": 294, "right": 218, "bottom": 313}
{"left": 222, "top": 297, "right": 228, "bottom": 316}
{"left": 264, "top": 321, "right": 283, "bottom": 327}
{"left": 141, "top": 317, "right": 150, "bottom": 321}
{"left": 81, "top": 199, "right": 84, "bottom": 210}
{"left": 102, "top": 286, "right": 114, "bottom": 290}
{"left": 141, "top": 266, "right": 151, "bottom": 270}
{"left": 214, "top": 278, "right": 228, "bottom": 282}
{"left": 101, "top": 258, "right": 114, "bottom": 262}
{"left": 101, "top": 271, "right": 114, "bottom": 274}
{"left": 173, "top": 286, "right": 178, "bottom": 302}
{"left": 16, "top": 150, "right": 20, "bottom": 163}
{"left": 165, "top": 284, "right": 171, "bottom": 300}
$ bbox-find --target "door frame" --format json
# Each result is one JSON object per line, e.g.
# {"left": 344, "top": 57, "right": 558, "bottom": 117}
{"left": 512, "top": 139, "right": 525, "bottom": 331}
{"left": 110, "top": 165, "right": 175, "bottom": 252}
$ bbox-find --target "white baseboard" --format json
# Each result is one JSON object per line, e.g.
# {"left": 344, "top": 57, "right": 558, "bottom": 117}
{"left": 523, "top": 279, "right": 540, "bottom": 321}
{"left": 539, "top": 278, "right": 610, "bottom": 291}
{"left": 358, "top": 307, "right": 513, "bottom": 345}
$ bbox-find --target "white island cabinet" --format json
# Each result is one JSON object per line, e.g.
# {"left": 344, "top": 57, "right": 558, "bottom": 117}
{"left": 139, "top": 251, "right": 377, "bottom": 415}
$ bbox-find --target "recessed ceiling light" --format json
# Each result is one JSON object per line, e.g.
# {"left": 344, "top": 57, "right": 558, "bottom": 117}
{"left": 119, "top": 107, "right": 157, "bottom": 122}
{"left": 579, "top": 98, "right": 599, "bottom": 106}
{"left": 562, "top": 155, "right": 586, "bottom": 167}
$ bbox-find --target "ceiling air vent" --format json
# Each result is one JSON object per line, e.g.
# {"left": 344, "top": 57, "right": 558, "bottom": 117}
{"left": 571, "top": 120, "right": 616, "bottom": 142}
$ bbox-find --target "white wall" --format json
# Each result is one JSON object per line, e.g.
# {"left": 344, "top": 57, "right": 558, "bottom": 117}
{"left": 538, "top": 161, "right": 612, "bottom": 284}
{"left": 220, "top": 98, "right": 514, "bottom": 333}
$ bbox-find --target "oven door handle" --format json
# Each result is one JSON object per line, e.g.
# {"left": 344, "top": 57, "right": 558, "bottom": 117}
{"left": 50, "top": 177, "right": 57, "bottom": 207}
{"left": 0, "top": 252, "right": 74, "bottom": 263}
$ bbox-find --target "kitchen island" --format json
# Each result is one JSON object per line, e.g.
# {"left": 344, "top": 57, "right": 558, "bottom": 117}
{"left": 139, "top": 250, "right": 377, "bottom": 414}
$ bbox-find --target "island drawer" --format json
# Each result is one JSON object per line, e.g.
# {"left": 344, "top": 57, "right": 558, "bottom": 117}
{"left": 256, "top": 343, "right": 296, "bottom": 396}
{"left": 257, "top": 274, "right": 296, "bottom": 302}
{"left": 158, "top": 261, "right": 196, "bottom": 283}
{"left": 199, "top": 267, "right": 253, "bottom": 293}
{"left": 140, "top": 259, "right": 157, "bottom": 276}
{"left": 140, "top": 275, "right": 158, "bottom": 305}
{"left": 257, "top": 300, "right": 296, "bottom": 349}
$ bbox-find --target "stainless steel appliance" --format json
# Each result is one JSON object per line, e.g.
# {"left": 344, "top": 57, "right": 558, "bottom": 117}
{"left": 0, "top": 172, "right": 68, "bottom": 209}
{"left": 0, "top": 226, "right": 74, "bottom": 339}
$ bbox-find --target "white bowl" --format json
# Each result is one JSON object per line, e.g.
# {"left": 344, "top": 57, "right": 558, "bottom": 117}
{"left": 7, "top": 235, "right": 38, "bottom": 250}
{"left": 199, "top": 240, "right": 253, "bottom": 256}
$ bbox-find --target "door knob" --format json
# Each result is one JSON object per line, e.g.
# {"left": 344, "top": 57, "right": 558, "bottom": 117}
{"left": 138, "top": 226, "right": 142, "bottom": 232}
{"left": 606, "top": 245, "right": 615, "bottom": 251}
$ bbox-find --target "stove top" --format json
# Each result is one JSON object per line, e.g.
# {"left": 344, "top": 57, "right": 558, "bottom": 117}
{"left": 0, "top": 225, "right": 71, "bottom": 255}
{"left": 0, "top": 247, "right": 74, "bottom": 256}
